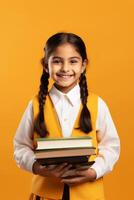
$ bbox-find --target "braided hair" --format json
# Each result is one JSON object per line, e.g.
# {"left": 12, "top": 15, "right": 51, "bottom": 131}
{"left": 34, "top": 32, "right": 92, "bottom": 137}
{"left": 34, "top": 68, "right": 49, "bottom": 137}
{"left": 79, "top": 71, "right": 92, "bottom": 133}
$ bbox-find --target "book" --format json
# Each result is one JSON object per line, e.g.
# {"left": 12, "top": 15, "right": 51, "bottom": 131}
{"left": 35, "top": 136, "right": 93, "bottom": 150}
{"left": 35, "top": 147, "right": 96, "bottom": 159}
{"left": 34, "top": 136, "right": 95, "bottom": 166}
{"left": 37, "top": 156, "right": 95, "bottom": 167}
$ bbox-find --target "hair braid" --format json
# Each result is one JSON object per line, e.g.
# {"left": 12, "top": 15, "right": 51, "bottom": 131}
{"left": 79, "top": 73, "right": 92, "bottom": 133}
{"left": 34, "top": 69, "right": 49, "bottom": 137}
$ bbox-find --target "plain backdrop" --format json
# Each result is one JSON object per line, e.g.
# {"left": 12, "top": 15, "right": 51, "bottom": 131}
{"left": 0, "top": 1, "right": 134, "bottom": 199}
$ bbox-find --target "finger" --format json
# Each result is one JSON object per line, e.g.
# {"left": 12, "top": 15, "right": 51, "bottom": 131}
{"left": 76, "top": 168, "right": 96, "bottom": 181}
{"left": 61, "top": 169, "right": 76, "bottom": 178}
{"left": 39, "top": 165, "right": 47, "bottom": 171}
{"left": 75, "top": 166, "right": 89, "bottom": 170}
{"left": 38, "top": 165, "right": 50, "bottom": 176}
{"left": 46, "top": 164, "right": 57, "bottom": 170}
{"left": 61, "top": 176, "right": 86, "bottom": 185}
{"left": 59, "top": 164, "right": 73, "bottom": 176}
{"left": 53, "top": 163, "right": 68, "bottom": 171}
{"left": 75, "top": 169, "right": 86, "bottom": 176}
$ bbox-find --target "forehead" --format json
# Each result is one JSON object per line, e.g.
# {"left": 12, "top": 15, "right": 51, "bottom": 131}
{"left": 50, "top": 43, "right": 81, "bottom": 58}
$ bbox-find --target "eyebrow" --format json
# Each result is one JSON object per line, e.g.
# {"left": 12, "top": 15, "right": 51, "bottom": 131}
{"left": 52, "top": 56, "right": 81, "bottom": 60}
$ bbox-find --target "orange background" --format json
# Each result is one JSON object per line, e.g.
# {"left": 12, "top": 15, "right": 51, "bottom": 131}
{"left": 0, "top": 1, "right": 133, "bottom": 199}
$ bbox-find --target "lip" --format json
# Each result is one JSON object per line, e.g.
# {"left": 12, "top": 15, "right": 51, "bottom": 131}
{"left": 56, "top": 73, "right": 74, "bottom": 80}
{"left": 56, "top": 73, "right": 74, "bottom": 77}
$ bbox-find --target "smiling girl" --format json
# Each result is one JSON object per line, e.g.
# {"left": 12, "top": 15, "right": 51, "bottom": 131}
{"left": 14, "top": 32, "right": 120, "bottom": 200}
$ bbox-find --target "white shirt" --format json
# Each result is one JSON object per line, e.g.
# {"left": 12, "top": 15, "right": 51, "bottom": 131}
{"left": 13, "top": 84, "right": 120, "bottom": 179}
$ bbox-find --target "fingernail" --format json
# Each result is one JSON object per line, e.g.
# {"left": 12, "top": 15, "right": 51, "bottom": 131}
{"left": 63, "top": 163, "right": 67, "bottom": 165}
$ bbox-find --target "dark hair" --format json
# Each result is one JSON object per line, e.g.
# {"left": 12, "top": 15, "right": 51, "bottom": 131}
{"left": 34, "top": 32, "right": 92, "bottom": 137}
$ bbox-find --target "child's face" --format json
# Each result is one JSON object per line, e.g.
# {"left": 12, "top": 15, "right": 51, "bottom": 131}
{"left": 46, "top": 43, "right": 87, "bottom": 93}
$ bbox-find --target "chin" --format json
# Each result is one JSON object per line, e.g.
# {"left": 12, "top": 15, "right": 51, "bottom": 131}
{"left": 57, "top": 82, "right": 73, "bottom": 87}
{"left": 55, "top": 81, "right": 77, "bottom": 91}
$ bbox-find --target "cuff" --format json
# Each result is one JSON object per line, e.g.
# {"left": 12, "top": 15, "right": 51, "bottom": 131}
{"left": 90, "top": 163, "right": 103, "bottom": 179}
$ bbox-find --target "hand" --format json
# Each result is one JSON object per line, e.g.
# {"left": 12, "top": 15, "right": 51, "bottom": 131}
{"left": 32, "top": 161, "right": 72, "bottom": 179}
{"left": 61, "top": 167, "right": 97, "bottom": 186}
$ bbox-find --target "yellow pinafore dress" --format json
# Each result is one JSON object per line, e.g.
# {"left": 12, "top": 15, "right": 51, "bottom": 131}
{"left": 29, "top": 93, "right": 105, "bottom": 200}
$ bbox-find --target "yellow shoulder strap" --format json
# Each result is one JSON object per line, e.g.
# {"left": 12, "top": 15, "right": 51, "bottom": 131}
{"left": 87, "top": 92, "right": 98, "bottom": 131}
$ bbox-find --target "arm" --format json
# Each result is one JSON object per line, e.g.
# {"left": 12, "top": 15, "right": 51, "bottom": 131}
{"left": 13, "top": 100, "right": 36, "bottom": 173}
{"left": 90, "top": 97, "right": 120, "bottom": 179}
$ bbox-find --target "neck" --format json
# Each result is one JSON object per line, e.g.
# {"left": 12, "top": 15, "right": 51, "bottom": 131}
{"left": 54, "top": 82, "right": 78, "bottom": 94}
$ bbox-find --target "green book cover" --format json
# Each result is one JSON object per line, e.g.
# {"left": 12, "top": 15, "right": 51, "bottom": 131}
{"left": 35, "top": 136, "right": 92, "bottom": 141}
{"left": 35, "top": 146, "right": 96, "bottom": 152}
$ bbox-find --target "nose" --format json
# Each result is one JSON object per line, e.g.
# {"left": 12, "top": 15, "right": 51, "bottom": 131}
{"left": 61, "top": 61, "right": 69, "bottom": 72}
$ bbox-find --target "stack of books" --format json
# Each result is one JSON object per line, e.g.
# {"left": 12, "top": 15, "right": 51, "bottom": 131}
{"left": 34, "top": 136, "right": 96, "bottom": 167}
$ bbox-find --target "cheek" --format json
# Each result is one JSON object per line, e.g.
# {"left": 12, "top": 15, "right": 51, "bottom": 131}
{"left": 48, "top": 65, "right": 59, "bottom": 75}
{"left": 74, "top": 67, "right": 83, "bottom": 76}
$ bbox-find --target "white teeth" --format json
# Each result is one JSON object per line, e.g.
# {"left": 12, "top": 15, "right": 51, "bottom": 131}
{"left": 57, "top": 74, "right": 73, "bottom": 77}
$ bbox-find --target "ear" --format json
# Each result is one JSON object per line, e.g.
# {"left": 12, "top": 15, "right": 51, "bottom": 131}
{"left": 43, "top": 66, "right": 49, "bottom": 73}
{"left": 45, "top": 67, "right": 49, "bottom": 73}
{"left": 41, "top": 57, "right": 49, "bottom": 73}
{"left": 81, "top": 59, "right": 87, "bottom": 73}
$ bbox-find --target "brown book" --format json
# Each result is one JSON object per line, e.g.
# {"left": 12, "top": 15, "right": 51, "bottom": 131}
{"left": 36, "top": 155, "right": 95, "bottom": 166}
{"left": 35, "top": 147, "right": 96, "bottom": 159}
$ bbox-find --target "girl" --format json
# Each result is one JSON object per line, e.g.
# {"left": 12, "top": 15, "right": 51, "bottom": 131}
{"left": 14, "top": 32, "right": 120, "bottom": 200}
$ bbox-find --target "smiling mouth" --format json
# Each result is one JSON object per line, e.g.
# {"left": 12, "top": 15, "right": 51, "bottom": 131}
{"left": 56, "top": 74, "right": 74, "bottom": 78}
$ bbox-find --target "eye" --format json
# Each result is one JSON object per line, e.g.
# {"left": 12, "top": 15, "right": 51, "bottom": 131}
{"left": 70, "top": 60, "right": 78, "bottom": 64}
{"left": 52, "top": 59, "right": 62, "bottom": 64}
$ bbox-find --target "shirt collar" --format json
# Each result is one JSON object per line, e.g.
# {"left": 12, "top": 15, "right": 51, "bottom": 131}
{"left": 49, "top": 84, "right": 81, "bottom": 106}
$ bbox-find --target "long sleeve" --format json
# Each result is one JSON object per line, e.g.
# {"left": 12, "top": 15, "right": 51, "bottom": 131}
{"left": 13, "top": 100, "right": 36, "bottom": 173}
{"left": 90, "top": 97, "right": 120, "bottom": 179}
